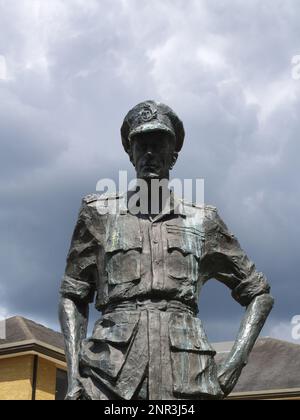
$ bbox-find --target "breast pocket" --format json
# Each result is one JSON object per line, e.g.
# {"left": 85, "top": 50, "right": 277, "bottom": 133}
{"left": 105, "top": 215, "right": 143, "bottom": 285}
{"left": 106, "top": 246, "right": 142, "bottom": 286}
{"left": 166, "top": 224, "right": 202, "bottom": 283}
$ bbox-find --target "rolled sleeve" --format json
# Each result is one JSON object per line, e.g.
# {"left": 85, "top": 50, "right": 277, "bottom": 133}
{"left": 201, "top": 207, "right": 270, "bottom": 307}
{"left": 60, "top": 203, "right": 98, "bottom": 304}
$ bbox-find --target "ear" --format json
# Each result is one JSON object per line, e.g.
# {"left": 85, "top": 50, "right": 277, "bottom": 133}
{"left": 170, "top": 152, "right": 178, "bottom": 170}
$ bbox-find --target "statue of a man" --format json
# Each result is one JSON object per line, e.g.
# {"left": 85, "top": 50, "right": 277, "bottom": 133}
{"left": 59, "top": 101, "right": 274, "bottom": 400}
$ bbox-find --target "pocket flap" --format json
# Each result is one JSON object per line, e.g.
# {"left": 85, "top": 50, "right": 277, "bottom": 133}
{"left": 167, "top": 236, "right": 201, "bottom": 258}
{"left": 106, "top": 236, "right": 142, "bottom": 253}
{"left": 106, "top": 215, "right": 142, "bottom": 253}
{"left": 166, "top": 224, "right": 202, "bottom": 258}
{"left": 169, "top": 313, "right": 216, "bottom": 354}
{"left": 92, "top": 312, "right": 140, "bottom": 344}
{"left": 166, "top": 222, "right": 203, "bottom": 237}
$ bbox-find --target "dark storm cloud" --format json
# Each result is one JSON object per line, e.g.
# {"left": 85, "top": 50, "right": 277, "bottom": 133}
{"left": 0, "top": 0, "right": 299, "bottom": 341}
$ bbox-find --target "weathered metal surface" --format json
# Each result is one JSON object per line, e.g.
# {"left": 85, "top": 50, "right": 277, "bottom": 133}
{"left": 59, "top": 101, "right": 274, "bottom": 400}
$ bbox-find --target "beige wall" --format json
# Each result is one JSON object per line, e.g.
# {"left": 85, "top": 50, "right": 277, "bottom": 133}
{"left": 0, "top": 355, "right": 33, "bottom": 400}
{"left": 35, "top": 358, "right": 57, "bottom": 401}
{"left": 0, "top": 353, "right": 66, "bottom": 400}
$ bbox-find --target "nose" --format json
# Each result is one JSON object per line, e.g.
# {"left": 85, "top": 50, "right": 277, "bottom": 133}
{"left": 145, "top": 149, "right": 154, "bottom": 157}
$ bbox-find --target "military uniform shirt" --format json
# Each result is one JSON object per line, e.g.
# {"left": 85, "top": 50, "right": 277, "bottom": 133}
{"left": 60, "top": 192, "right": 271, "bottom": 399}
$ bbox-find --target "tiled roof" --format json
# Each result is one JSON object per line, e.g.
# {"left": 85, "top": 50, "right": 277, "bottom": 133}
{"left": 0, "top": 316, "right": 64, "bottom": 351}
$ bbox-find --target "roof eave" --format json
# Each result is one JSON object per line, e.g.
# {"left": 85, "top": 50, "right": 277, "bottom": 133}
{"left": 0, "top": 339, "right": 65, "bottom": 362}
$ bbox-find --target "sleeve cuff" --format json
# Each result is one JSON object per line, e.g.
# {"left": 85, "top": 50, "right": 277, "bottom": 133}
{"left": 231, "top": 272, "right": 271, "bottom": 307}
{"left": 60, "top": 275, "right": 95, "bottom": 303}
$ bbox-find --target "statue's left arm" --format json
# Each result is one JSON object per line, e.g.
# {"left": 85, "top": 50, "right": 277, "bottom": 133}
{"left": 201, "top": 207, "right": 274, "bottom": 397}
{"left": 217, "top": 294, "right": 273, "bottom": 396}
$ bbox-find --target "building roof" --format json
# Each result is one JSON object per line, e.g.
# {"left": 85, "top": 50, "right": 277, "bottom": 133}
{"left": 216, "top": 337, "right": 300, "bottom": 393}
{"left": 0, "top": 317, "right": 65, "bottom": 361}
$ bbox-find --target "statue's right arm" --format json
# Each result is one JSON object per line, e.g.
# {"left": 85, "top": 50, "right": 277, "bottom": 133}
{"left": 59, "top": 201, "right": 99, "bottom": 400}
{"left": 59, "top": 297, "right": 89, "bottom": 400}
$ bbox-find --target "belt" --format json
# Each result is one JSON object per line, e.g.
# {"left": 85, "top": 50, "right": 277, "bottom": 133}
{"left": 103, "top": 298, "right": 196, "bottom": 316}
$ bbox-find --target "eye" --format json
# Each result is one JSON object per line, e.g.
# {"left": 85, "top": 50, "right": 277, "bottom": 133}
{"left": 133, "top": 140, "right": 143, "bottom": 152}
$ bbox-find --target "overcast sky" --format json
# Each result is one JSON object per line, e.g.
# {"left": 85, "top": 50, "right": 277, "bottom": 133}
{"left": 0, "top": 0, "right": 299, "bottom": 343}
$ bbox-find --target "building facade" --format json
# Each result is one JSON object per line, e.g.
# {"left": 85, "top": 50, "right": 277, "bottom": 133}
{"left": 0, "top": 317, "right": 67, "bottom": 400}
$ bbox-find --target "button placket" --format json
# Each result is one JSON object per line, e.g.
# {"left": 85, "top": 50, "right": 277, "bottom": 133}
{"left": 150, "top": 222, "right": 163, "bottom": 289}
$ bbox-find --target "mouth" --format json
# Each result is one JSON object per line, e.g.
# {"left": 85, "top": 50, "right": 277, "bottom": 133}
{"left": 142, "top": 163, "right": 158, "bottom": 171}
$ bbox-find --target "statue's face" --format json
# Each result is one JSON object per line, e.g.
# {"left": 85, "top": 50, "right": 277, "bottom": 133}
{"left": 129, "top": 131, "right": 177, "bottom": 179}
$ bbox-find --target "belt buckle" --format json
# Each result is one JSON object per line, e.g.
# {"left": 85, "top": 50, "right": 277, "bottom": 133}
{"left": 136, "top": 298, "right": 147, "bottom": 309}
{"left": 136, "top": 298, "right": 168, "bottom": 311}
{"left": 159, "top": 299, "right": 168, "bottom": 311}
{"left": 150, "top": 299, "right": 168, "bottom": 311}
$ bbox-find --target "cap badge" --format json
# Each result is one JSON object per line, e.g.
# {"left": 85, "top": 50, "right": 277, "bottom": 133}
{"left": 139, "top": 104, "right": 158, "bottom": 123}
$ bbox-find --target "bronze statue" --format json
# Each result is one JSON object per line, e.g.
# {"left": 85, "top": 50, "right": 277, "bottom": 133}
{"left": 59, "top": 101, "right": 274, "bottom": 400}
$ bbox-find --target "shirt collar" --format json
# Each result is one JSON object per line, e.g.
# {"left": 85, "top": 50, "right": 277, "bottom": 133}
{"left": 120, "top": 189, "right": 186, "bottom": 219}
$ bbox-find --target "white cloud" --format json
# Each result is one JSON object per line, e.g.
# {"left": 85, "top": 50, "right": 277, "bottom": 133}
{"left": 0, "top": 306, "right": 9, "bottom": 339}
{"left": 0, "top": 55, "right": 8, "bottom": 80}
{"left": 265, "top": 320, "right": 300, "bottom": 344}
{"left": 0, "top": 306, "right": 9, "bottom": 320}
